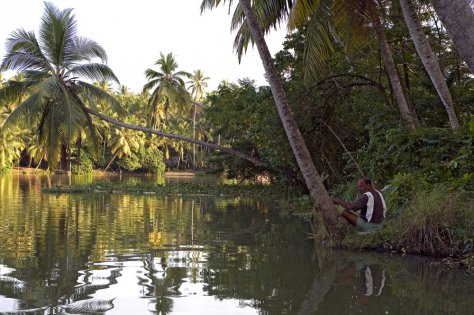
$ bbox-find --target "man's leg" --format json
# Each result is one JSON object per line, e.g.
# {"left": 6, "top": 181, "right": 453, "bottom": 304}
{"left": 341, "top": 210, "right": 358, "bottom": 226}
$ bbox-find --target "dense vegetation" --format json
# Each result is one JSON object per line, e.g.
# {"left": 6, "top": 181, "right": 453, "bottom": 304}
{"left": 1, "top": 1, "right": 473, "bottom": 260}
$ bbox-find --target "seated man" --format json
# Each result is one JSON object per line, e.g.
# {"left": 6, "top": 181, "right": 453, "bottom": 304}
{"left": 332, "top": 178, "right": 387, "bottom": 232}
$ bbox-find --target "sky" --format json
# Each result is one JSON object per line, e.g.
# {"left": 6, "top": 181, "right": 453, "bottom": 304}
{"left": 0, "top": 0, "right": 288, "bottom": 93}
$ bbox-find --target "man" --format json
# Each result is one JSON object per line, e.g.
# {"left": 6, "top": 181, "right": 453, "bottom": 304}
{"left": 332, "top": 178, "right": 387, "bottom": 232}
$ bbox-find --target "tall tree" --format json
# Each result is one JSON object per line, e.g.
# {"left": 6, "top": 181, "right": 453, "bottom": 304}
{"left": 0, "top": 2, "right": 121, "bottom": 170}
{"left": 143, "top": 52, "right": 191, "bottom": 129}
{"left": 400, "top": 0, "right": 459, "bottom": 129}
{"left": 372, "top": 15, "right": 420, "bottom": 128}
{"left": 429, "top": 0, "right": 474, "bottom": 75}
{"left": 187, "top": 70, "right": 209, "bottom": 168}
{"left": 203, "top": 0, "right": 346, "bottom": 234}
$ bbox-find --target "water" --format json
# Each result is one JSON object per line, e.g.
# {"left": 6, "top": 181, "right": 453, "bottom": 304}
{"left": 0, "top": 173, "right": 473, "bottom": 314}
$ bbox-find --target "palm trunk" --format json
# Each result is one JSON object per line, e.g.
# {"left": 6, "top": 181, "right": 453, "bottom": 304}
{"left": 239, "top": 0, "right": 345, "bottom": 235}
{"left": 104, "top": 153, "right": 117, "bottom": 172}
{"left": 400, "top": 0, "right": 459, "bottom": 129}
{"left": 430, "top": 0, "right": 474, "bottom": 74}
{"left": 373, "top": 17, "right": 418, "bottom": 129}
{"left": 193, "top": 105, "right": 196, "bottom": 170}
{"left": 35, "top": 155, "right": 43, "bottom": 170}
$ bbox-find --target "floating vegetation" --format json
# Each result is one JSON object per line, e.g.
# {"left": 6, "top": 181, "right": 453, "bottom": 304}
{"left": 41, "top": 181, "right": 299, "bottom": 200}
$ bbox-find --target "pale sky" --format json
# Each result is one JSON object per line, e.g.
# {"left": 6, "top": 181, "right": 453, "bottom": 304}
{"left": 0, "top": 0, "right": 287, "bottom": 93}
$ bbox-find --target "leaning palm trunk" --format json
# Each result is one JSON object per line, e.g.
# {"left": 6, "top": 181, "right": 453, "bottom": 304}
{"left": 104, "top": 153, "right": 118, "bottom": 172}
{"left": 86, "top": 108, "right": 303, "bottom": 183}
{"left": 239, "top": 0, "right": 346, "bottom": 235}
{"left": 430, "top": 0, "right": 474, "bottom": 75}
{"left": 373, "top": 17, "right": 419, "bottom": 129}
{"left": 400, "top": 0, "right": 459, "bottom": 129}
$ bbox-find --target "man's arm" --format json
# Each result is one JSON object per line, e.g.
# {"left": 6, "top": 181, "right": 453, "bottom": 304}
{"left": 332, "top": 195, "right": 368, "bottom": 211}
{"left": 332, "top": 198, "right": 355, "bottom": 210}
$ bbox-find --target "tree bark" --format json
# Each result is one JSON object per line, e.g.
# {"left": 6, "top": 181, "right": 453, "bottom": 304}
{"left": 373, "top": 17, "right": 418, "bottom": 129}
{"left": 400, "top": 0, "right": 459, "bottom": 129}
{"left": 430, "top": 0, "right": 474, "bottom": 75}
{"left": 238, "top": 0, "right": 346, "bottom": 235}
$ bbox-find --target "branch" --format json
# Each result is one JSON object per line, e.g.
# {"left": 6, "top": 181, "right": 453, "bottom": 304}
{"left": 319, "top": 119, "right": 364, "bottom": 177}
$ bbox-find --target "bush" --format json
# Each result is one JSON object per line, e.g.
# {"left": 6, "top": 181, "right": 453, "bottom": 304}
{"left": 359, "top": 126, "right": 474, "bottom": 187}
{"left": 0, "top": 163, "right": 12, "bottom": 174}
{"left": 141, "top": 147, "right": 166, "bottom": 174}
{"left": 71, "top": 152, "right": 93, "bottom": 174}
{"left": 117, "top": 153, "right": 141, "bottom": 171}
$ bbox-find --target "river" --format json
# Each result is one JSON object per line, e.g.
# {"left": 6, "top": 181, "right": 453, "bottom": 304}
{"left": 0, "top": 173, "right": 472, "bottom": 314}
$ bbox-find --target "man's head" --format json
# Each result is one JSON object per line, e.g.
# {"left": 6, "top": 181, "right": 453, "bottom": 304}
{"left": 357, "top": 177, "right": 372, "bottom": 193}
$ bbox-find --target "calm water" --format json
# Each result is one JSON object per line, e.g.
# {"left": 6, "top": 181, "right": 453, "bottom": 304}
{"left": 0, "top": 174, "right": 473, "bottom": 314}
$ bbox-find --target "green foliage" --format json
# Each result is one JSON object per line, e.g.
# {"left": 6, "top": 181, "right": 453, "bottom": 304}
{"left": 71, "top": 151, "right": 93, "bottom": 174}
{"left": 117, "top": 153, "right": 141, "bottom": 172}
{"left": 140, "top": 147, "right": 166, "bottom": 174}
{"left": 360, "top": 126, "right": 474, "bottom": 190}
{"left": 0, "top": 163, "right": 12, "bottom": 174}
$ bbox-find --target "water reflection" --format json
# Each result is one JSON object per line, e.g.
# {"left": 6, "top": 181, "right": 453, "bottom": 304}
{"left": 0, "top": 174, "right": 473, "bottom": 314}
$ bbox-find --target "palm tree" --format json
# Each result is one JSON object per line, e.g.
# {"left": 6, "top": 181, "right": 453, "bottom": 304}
{"left": 0, "top": 129, "right": 24, "bottom": 169}
{"left": 202, "top": 0, "right": 346, "bottom": 234}
{"left": 187, "top": 70, "right": 209, "bottom": 168}
{"left": 429, "top": 0, "right": 474, "bottom": 75}
{"left": 143, "top": 52, "right": 191, "bottom": 129}
{"left": 399, "top": 0, "right": 459, "bottom": 129}
{"left": 105, "top": 127, "right": 142, "bottom": 171}
{"left": 0, "top": 2, "right": 121, "bottom": 170}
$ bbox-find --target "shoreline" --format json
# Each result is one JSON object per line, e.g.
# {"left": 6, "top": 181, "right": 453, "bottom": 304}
{"left": 10, "top": 166, "right": 205, "bottom": 177}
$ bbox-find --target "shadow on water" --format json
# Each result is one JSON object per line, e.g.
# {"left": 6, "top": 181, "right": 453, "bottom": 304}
{"left": 0, "top": 173, "right": 473, "bottom": 314}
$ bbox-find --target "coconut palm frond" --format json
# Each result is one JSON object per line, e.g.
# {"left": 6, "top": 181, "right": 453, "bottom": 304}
{"left": 303, "top": 1, "right": 335, "bottom": 82}
{"left": 0, "top": 79, "right": 35, "bottom": 104}
{"left": 1, "top": 92, "right": 45, "bottom": 131}
{"left": 37, "top": 102, "right": 65, "bottom": 170}
{"left": 142, "top": 78, "right": 160, "bottom": 93}
{"left": 332, "top": 0, "right": 372, "bottom": 53}
{"left": 232, "top": 0, "right": 290, "bottom": 62}
{"left": 68, "top": 63, "right": 120, "bottom": 85}
{"left": 1, "top": 52, "right": 47, "bottom": 73}
{"left": 39, "top": 2, "right": 77, "bottom": 67}
{"left": 200, "top": 0, "right": 234, "bottom": 13}
{"left": 144, "top": 69, "right": 164, "bottom": 81}
{"left": 2, "top": 28, "right": 52, "bottom": 72}
{"left": 79, "top": 91, "right": 98, "bottom": 111}
{"left": 72, "top": 36, "right": 107, "bottom": 63}
{"left": 77, "top": 81, "right": 124, "bottom": 115}
{"left": 288, "top": 0, "right": 321, "bottom": 29}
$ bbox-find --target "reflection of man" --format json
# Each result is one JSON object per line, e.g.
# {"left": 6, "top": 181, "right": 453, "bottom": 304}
{"left": 356, "top": 262, "right": 386, "bottom": 297}
{"left": 332, "top": 178, "right": 387, "bottom": 232}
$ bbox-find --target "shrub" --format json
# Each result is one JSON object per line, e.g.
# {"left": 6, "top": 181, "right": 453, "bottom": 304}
{"left": 141, "top": 147, "right": 166, "bottom": 174}
{"left": 117, "top": 153, "right": 141, "bottom": 171}
{"left": 71, "top": 152, "right": 94, "bottom": 174}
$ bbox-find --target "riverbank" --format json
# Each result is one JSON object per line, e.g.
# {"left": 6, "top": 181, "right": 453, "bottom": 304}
{"left": 311, "top": 186, "right": 474, "bottom": 273}
{"left": 11, "top": 166, "right": 207, "bottom": 177}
